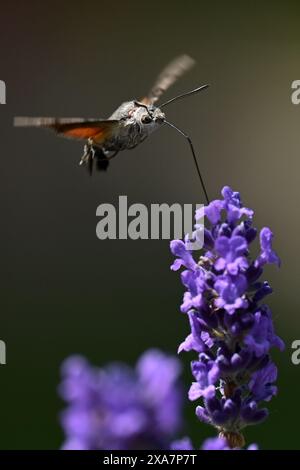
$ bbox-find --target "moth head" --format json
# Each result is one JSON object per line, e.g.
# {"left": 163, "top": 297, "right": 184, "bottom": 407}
{"left": 139, "top": 105, "right": 165, "bottom": 126}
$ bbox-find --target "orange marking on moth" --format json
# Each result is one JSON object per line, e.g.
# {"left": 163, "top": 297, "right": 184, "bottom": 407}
{"left": 63, "top": 127, "right": 105, "bottom": 139}
{"left": 93, "top": 129, "right": 114, "bottom": 144}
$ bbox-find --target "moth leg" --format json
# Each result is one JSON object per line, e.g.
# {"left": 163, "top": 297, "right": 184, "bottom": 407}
{"left": 79, "top": 139, "right": 95, "bottom": 165}
{"left": 79, "top": 141, "right": 119, "bottom": 172}
{"left": 79, "top": 139, "right": 97, "bottom": 174}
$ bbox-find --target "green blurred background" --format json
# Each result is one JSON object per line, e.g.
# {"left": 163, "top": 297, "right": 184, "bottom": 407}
{"left": 0, "top": 0, "right": 299, "bottom": 449}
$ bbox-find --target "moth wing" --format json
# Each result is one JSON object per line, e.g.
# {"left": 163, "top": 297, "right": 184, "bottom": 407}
{"left": 14, "top": 117, "right": 121, "bottom": 144}
{"left": 141, "top": 54, "right": 195, "bottom": 105}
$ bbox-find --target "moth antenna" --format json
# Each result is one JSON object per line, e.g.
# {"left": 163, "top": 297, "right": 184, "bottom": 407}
{"left": 164, "top": 120, "right": 210, "bottom": 205}
{"left": 160, "top": 84, "right": 209, "bottom": 109}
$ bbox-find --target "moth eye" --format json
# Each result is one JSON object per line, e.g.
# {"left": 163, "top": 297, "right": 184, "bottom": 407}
{"left": 142, "top": 115, "right": 152, "bottom": 124}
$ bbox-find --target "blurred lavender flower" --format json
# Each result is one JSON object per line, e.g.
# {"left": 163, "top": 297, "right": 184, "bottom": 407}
{"left": 59, "top": 349, "right": 182, "bottom": 450}
{"left": 170, "top": 186, "right": 284, "bottom": 449}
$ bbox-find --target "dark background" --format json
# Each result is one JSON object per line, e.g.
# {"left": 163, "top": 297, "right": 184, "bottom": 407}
{"left": 0, "top": 0, "right": 299, "bottom": 449}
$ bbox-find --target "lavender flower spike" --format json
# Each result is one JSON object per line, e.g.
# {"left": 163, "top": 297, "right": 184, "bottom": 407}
{"left": 59, "top": 349, "right": 183, "bottom": 450}
{"left": 171, "top": 436, "right": 258, "bottom": 450}
{"left": 171, "top": 186, "right": 284, "bottom": 449}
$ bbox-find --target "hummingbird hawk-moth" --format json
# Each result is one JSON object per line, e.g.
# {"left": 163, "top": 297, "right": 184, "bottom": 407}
{"left": 14, "top": 55, "right": 210, "bottom": 203}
